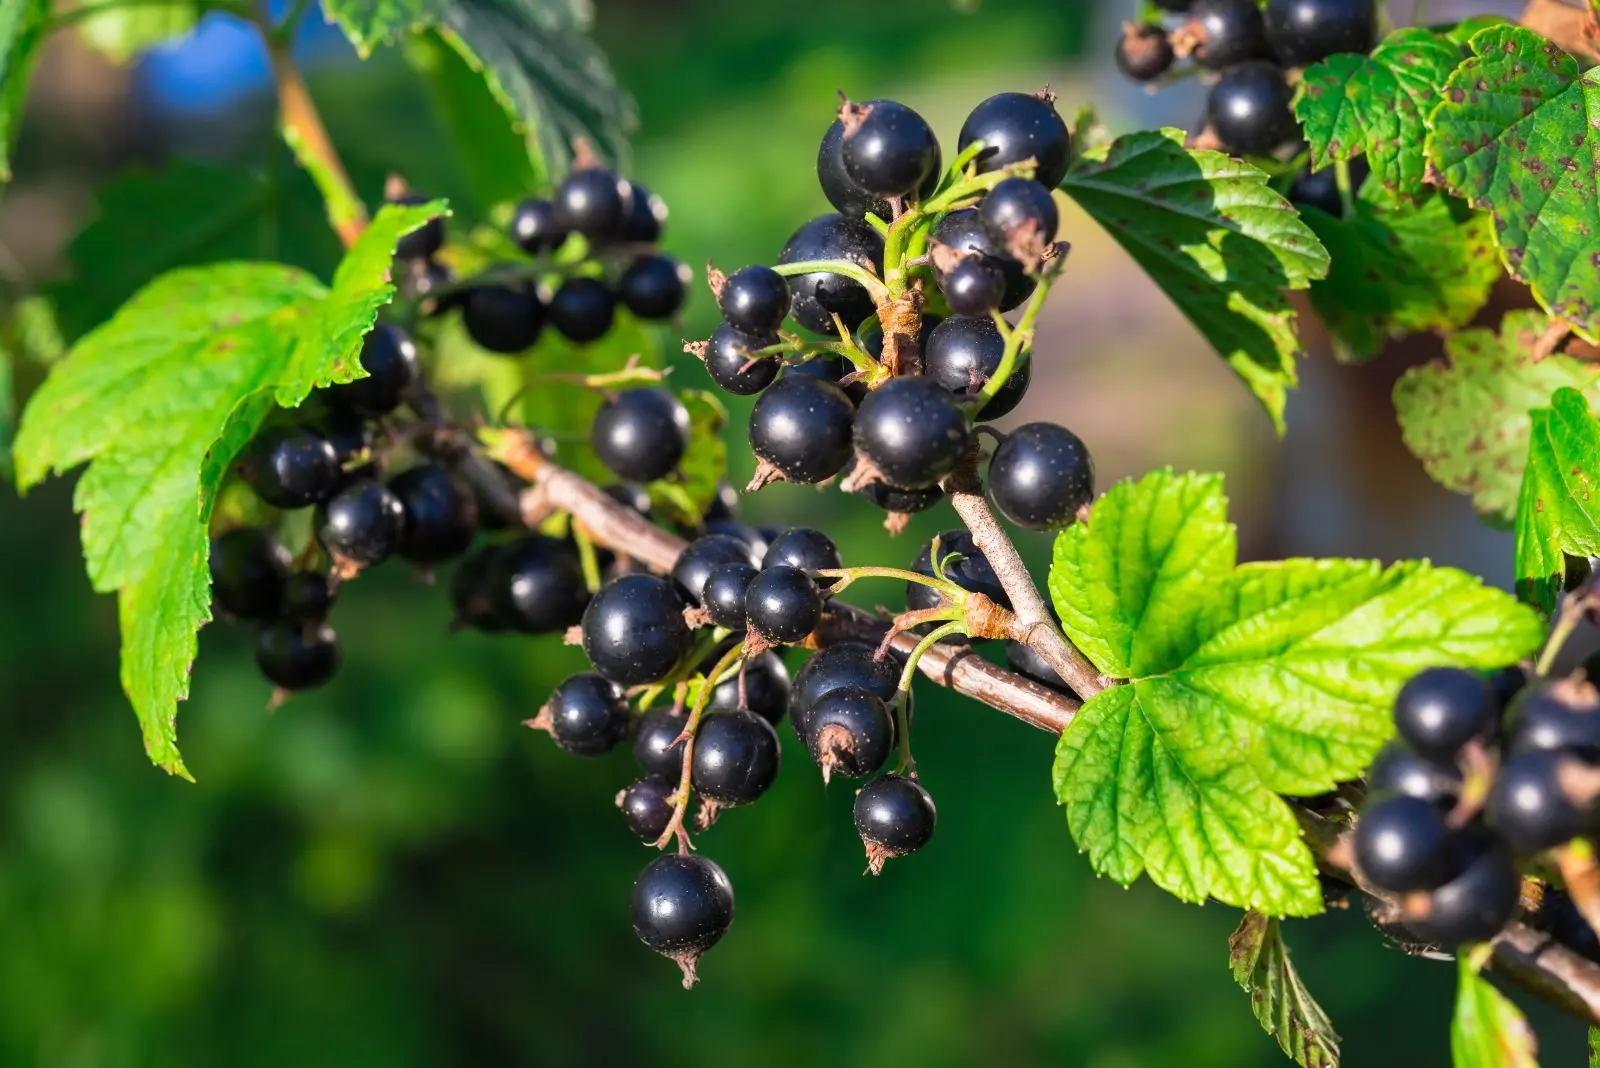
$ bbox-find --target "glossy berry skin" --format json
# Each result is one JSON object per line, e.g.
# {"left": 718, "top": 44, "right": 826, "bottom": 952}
{"left": 672, "top": 533, "right": 759, "bottom": 606}
{"left": 630, "top": 854, "right": 734, "bottom": 983}
{"left": 805, "top": 685, "right": 894, "bottom": 779}
{"left": 315, "top": 478, "right": 406, "bottom": 567}
{"left": 619, "top": 255, "right": 689, "bottom": 321}
{"left": 1207, "top": 62, "right": 1297, "bottom": 156}
{"left": 1393, "top": 666, "right": 1496, "bottom": 763}
{"left": 282, "top": 571, "right": 336, "bottom": 624}
{"left": 907, "top": 530, "right": 1010, "bottom": 614}
{"left": 748, "top": 375, "right": 856, "bottom": 484}
{"left": 860, "top": 478, "right": 943, "bottom": 514}
{"left": 1288, "top": 166, "right": 1343, "bottom": 217}
{"left": 718, "top": 265, "right": 790, "bottom": 335}
{"left": 1266, "top": 0, "right": 1376, "bottom": 67}
{"left": 1404, "top": 835, "right": 1519, "bottom": 946}
{"left": 582, "top": 574, "right": 693, "bottom": 686}
{"left": 840, "top": 99, "right": 941, "bottom": 198}
{"left": 389, "top": 194, "right": 445, "bottom": 260}
{"left": 549, "top": 277, "right": 616, "bottom": 343}
{"left": 924, "top": 315, "right": 1031, "bottom": 421}
{"left": 931, "top": 209, "right": 1033, "bottom": 312}
{"left": 461, "top": 283, "right": 544, "bottom": 354}
{"left": 791, "top": 641, "right": 903, "bottom": 737}
{"left": 1006, "top": 639, "right": 1072, "bottom": 694}
{"left": 1116, "top": 24, "right": 1176, "bottom": 82}
{"left": 509, "top": 196, "right": 568, "bottom": 254}
{"left": 1353, "top": 795, "right": 1455, "bottom": 893}
{"left": 210, "top": 527, "right": 290, "bottom": 621}
{"left": 633, "top": 707, "right": 688, "bottom": 779}
{"left": 248, "top": 426, "right": 341, "bottom": 509}
{"left": 1367, "top": 741, "right": 1462, "bottom": 811}
{"left": 854, "top": 775, "right": 936, "bottom": 870}
{"left": 980, "top": 177, "right": 1059, "bottom": 244}
{"left": 702, "top": 562, "right": 758, "bottom": 630}
{"left": 1507, "top": 684, "right": 1600, "bottom": 760}
{"left": 777, "top": 214, "right": 885, "bottom": 335}
{"left": 817, "top": 121, "right": 941, "bottom": 222}
{"left": 489, "top": 535, "right": 590, "bottom": 635}
{"left": 620, "top": 181, "right": 668, "bottom": 244}
{"left": 1191, "top": 0, "right": 1267, "bottom": 68}
{"left": 957, "top": 91, "right": 1072, "bottom": 190}
{"left": 988, "top": 422, "right": 1095, "bottom": 531}
{"left": 331, "top": 323, "right": 418, "bottom": 417}
{"left": 939, "top": 256, "right": 1006, "bottom": 318}
{"left": 450, "top": 546, "right": 506, "bottom": 632}
{"left": 555, "top": 167, "right": 630, "bottom": 241}
{"left": 592, "top": 387, "right": 691, "bottom": 483}
{"left": 745, "top": 565, "right": 823, "bottom": 646}
{"left": 390, "top": 464, "right": 479, "bottom": 564}
{"left": 762, "top": 528, "right": 842, "bottom": 575}
{"left": 544, "top": 672, "right": 629, "bottom": 756}
{"left": 1487, "top": 750, "right": 1592, "bottom": 854}
{"left": 691, "top": 708, "right": 782, "bottom": 805}
{"left": 704, "top": 322, "right": 781, "bottom": 395}
{"left": 318, "top": 407, "right": 375, "bottom": 472}
{"left": 256, "top": 622, "right": 340, "bottom": 691}
{"left": 854, "top": 377, "right": 972, "bottom": 490}
{"left": 709, "top": 650, "right": 791, "bottom": 726}
{"left": 619, "top": 776, "right": 676, "bottom": 840}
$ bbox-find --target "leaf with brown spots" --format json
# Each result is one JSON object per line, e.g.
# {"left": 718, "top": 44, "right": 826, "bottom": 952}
{"left": 1515, "top": 386, "right": 1600, "bottom": 610}
{"left": 1427, "top": 24, "right": 1600, "bottom": 341}
{"left": 1229, "top": 912, "right": 1340, "bottom": 1068}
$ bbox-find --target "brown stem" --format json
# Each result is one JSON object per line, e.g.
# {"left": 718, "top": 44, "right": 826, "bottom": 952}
{"left": 264, "top": 30, "right": 368, "bottom": 250}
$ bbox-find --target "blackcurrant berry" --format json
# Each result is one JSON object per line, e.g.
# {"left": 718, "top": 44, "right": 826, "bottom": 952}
{"left": 618, "top": 776, "right": 676, "bottom": 840}
{"left": 784, "top": 354, "right": 868, "bottom": 405}
{"left": 859, "top": 478, "right": 944, "bottom": 515}
{"left": 1402, "top": 833, "right": 1518, "bottom": 946}
{"left": 315, "top": 478, "right": 406, "bottom": 567}
{"left": 718, "top": 265, "right": 791, "bottom": 335}
{"left": 988, "top": 422, "right": 1095, "bottom": 531}
{"left": 1507, "top": 680, "right": 1600, "bottom": 760}
{"left": 582, "top": 573, "right": 693, "bottom": 685}
{"left": 556, "top": 167, "right": 630, "bottom": 241}
{"left": 549, "top": 277, "right": 616, "bottom": 343}
{"left": 1206, "top": 62, "right": 1297, "bottom": 156}
{"left": 331, "top": 323, "right": 419, "bottom": 418}
{"left": 705, "top": 520, "right": 769, "bottom": 562}
{"left": 1286, "top": 161, "right": 1368, "bottom": 218}
{"left": 248, "top": 425, "right": 341, "bottom": 509}
{"left": 281, "top": 570, "right": 336, "bottom": 624}
{"left": 389, "top": 194, "right": 446, "bottom": 260}
{"left": 1265, "top": 0, "right": 1377, "bottom": 67}
{"left": 470, "top": 460, "right": 526, "bottom": 533}
{"left": 938, "top": 255, "right": 1007, "bottom": 318}
{"left": 702, "top": 562, "right": 758, "bottom": 630}
{"left": 630, "top": 853, "right": 734, "bottom": 987}
{"left": 542, "top": 672, "right": 629, "bottom": 756}
{"left": 672, "top": 533, "right": 759, "bottom": 606}
{"left": 1115, "top": 24, "right": 1176, "bottom": 82}
{"left": 705, "top": 480, "right": 740, "bottom": 523}
{"left": 1487, "top": 749, "right": 1596, "bottom": 854}
{"left": 854, "top": 774, "right": 936, "bottom": 873}
{"left": 745, "top": 565, "right": 824, "bottom": 646}
{"left": 703, "top": 322, "right": 781, "bottom": 396}
{"left": 907, "top": 530, "right": 1010, "bottom": 614}
{"left": 806, "top": 685, "right": 894, "bottom": 781}
{"left": 931, "top": 209, "right": 1034, "bottom": 312}
{"left": 709, "top": 650, "right": 791, "bottom": 726}
{"left": 1353, "top": 795, "right": 1455, "bottom": 893}
{"left": 317, "top": 406, "right": 375, "bottom": 472}
{"left": 1367, "top": 741, "right": 1462, "bottom": 810}
{"left": 509, "top": 196, "right": 569, "bottom": 254}
{"left": 390, "top": 463, "right": 479, "bottom": 565}
{"left": 489, "top": 534, "right": 590, "bottom": 635}
{"left": 620, "top": 181, "right": 668, "bottom": 244}
{"left": 256, "top": 621, "right": 340, "bottom": 691}
{"left": 817, "top": 120, "right": 941, "bottom": 222}
{"left": 634, "top": 706, "right": 688, "bottom": 779}
{"left": 854, "top": 376, "right": 972, "bottom": 490}
{"left": 1491, "top": 664, "right": 1529, "bottom": 710}
{"left": 1006, "top": 639, "right": 1073, "bottom": 695}
{"left": 957, "top": 91, "right": 1072, "bottom": 190}
{"left": 762, "top": 528, "right": 842, "bottom": 574}
{"left": 605, "top": 480, "right": 654, "bottom": 518}
{"left": 619, "top": 255, "right": 689, "bottom": 321}
{"left": 691, "top": 707, "right": 782, "bottom": 805}
{"left": 748, "top": 374, "right": 856, "bottom": 484}
{"left": 450, "top": 546, "right": 507, "bottom": 632}
{"left": 1393, "top": 666, "right": 1496, "bottom": 763}
{"left": 839, "top": 98, "right": 941, "bottom": 198}
{"left": 791, "top": 642, "right": 903, "bottom": 737}
{"left": 461, "top": 283, "right": 545, "bottom": 354}
{"left": 592, "top": 387, "right": 691, "bottom": 483}
{"left": 777, "top": 213, "right": 885, "bottom": 336}
{"left": 924, "top": 315, "right": 1031, "bottom": 421}
{"left": 210, "top": 527, "right": 290, "bottom": 621}
{"left": 980, "top": 177, "right": 1060, "bottom": 247}
{"left": 1190, "top": 0, "right": 1267, "bottom": 68}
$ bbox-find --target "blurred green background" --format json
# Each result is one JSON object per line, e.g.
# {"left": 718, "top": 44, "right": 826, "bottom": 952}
{"left": 0, "top": 0, "right": 1583, "bottom": 1065}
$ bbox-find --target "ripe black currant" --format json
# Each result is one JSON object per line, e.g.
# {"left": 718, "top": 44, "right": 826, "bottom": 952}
{"left": 582, "top": 573, "right": 693, "bottom": 685}
{"left": 489, "top": 534, "right": 590, "bottom": 635}
{"left": 592, "top": 387, "right": 691, "bottom": 483}
{"left": 389, "top": 194, "right": 446, "bottom": 260}
{"left": 620, "top": 181, "right": 668, "bottom": 244}
{"left": 1190, "top": 0, "right": 1267, "bottom": 68}
{"left": 1287, "top": 159, "right": 1368, "bottom": 219}
{"left": 331, "top": 323, "right": 418, "bottom": 418}
{"left": 709, "top": 650, "right": 792, "bottom": 726}
{"left": 854, "top": 774, "right": 936, "bottom": 873}
{"left": 619, "top": 255, "right": 689, "bottom": 321}
{"left": 210, "top": 527, "right": 290, "bottom": 621}
{"left": 748, "top": 374, "right": 856, "bottom": 484}
{"left": 1353, "top": 795, "right": 1455, "bottom": 893}
{"left": 542, "top": 672, "right": 630, "bottom": 756}
{"left": 762, "top": 528, "right": 842, "bottom": 575}
{"left": 938, "top": 255, "right": 1007, "bottom": 318}
{"left": 256, "top": 621, "right": 340, "bottom": 691}
{"left": 859, "top": 478, "right": 944, "bottom": 515}
{"left": 605, "top": 480, "right": 654, "bottom": 518}
{"left": 706, "top": 520, "right": 770, "bottom": 562}
{"left": 672, "top": 533, "right": 759, "bottom": 606}
{"left": 1402, "top": 833, "right": 1518, "bottom": 946}
{"left": 618, "top": 776, "right": 676, "bottom": 840}
{"left": 315, "top": 478, "right": 406, "bottom": 568}
{"left": 1265, "top": 0, "right": 1377, "bottom": 67}
{"left": 691, "top": 707, "right": 782, "bottom": 805}
{"left": 718, "top": 265, "right": 791, "bottom": 335}
{"left": 1115, "top": 24, "right": 1176, "bottom": 82}
{"left": 1006, "top": 639, "right": 1073, "bottom": 695}
{"left": 549, "top": 277, "right": 616, "bottom": 344}
{"left": 461, "top": 283, "right": 545, "bottom": 354}
{"left": 839, "top": 98, "right": 941, "bottom": 198}
{"left": 634, "top": 706, "right": 688, "bottom": 779}
{"left": 791, "top": 642, "right": 903, "bottom": 737}
{"left": 777, "top": 213, "right": 885, "bottom": 335}
{"left": 450, "top": 546, "right": 507, "bottom": 632}
{"left": 1487, "top": 749, "right": 1596, "bottom": 854}
{"left": 702, "top": 562, "right": 758, "bottom": 630}
{"left": 630, "top": 853, "right": 734, "bottom": 987}
{"left": 556, "top": 167, "right": 630, "bottom": 241}
{"left": 854, "top": 376, "right": 972, "bottom": 490}
{"left": 1507, "top": 680, "right": 1600, "bottom": 760}
{"left": 987, "top": 422, "right": 1095, "bottom": 531}
{"left": 931, "top": 209, "right": 1034, "bottom": 312}
{"left": 817, "top": 120, "right": 940, "bottom": 222}
{"left": 510, "top": 196, "right": 569, "bottom": 254}
{"left": 317, "top": 406, "right": 375, "bottom": 472}
{"left": 1206, "top": 61, "right": 1296, "bottom": 156}
{"left": 745, "top": 565, "right": 824, "bottom": 646}
{"left": 1393, "top": 666, "right": 1496, "bottom": 763}
{"left": 907, "top": 530, "right": 1010, "bottom": 614}
{"left": 703, "top": 322, "right": 781, "bottom": 396}
{"left": 248, "top": 425, "right": 341, "bottom": 509}
{"left": 957, "top": 91, "right": 1072, "bottom": 189}
{"left": 281, "top": 570, "right": 336, "bottom": 624}
{"left": 924, "top": 315, "right": 1031, "bottom": 421}
{"left": 980, "top": 177, "right": 1059, "bottom": 247}
{"left": 389, "top": 463, "right": 479, "bottom": 565}
{"left": 1367, "top": 741, "right": 1463, "bottom": 811}
{"left": 805, "top": 685, "right": 894, "bottom": 781}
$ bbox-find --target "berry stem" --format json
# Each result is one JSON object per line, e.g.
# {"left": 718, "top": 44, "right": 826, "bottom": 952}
{"left": 1537, "top": 585, "right": 1595, "bottom": 675}
{"left": 270, "top": 0, "right": 316, "bottom": 42}
{"left": 573, "top": 527, "right": 603, "bottom": 593}
{"left": 813, "top": 565, "right": 968, "bottom": 602}
{"left": 771, "top": 259, "right": 890, "bottom": 305}
{"left": 977, "top": 260, "right": 1059, "bottom": 408}
{"left": 653, "top": 641, "right": 745, "bottom": 853}
{"left": 1333, "top": 159, "right": 1357, "bottom": 220}
{"left": 897, "top": 620, "right": 967, "bottom": 696}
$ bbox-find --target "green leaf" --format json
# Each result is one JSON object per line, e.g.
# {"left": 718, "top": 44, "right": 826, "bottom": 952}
{"left": 1589, "top": 1025, "right": 1598, "bottom": 1067}
{"left": 1295, "top": 27, "right": 1465, "bottom": 202}
{"left": 75, "top": 0, "right": 198, "bottom": 63}
{"left": 1049, "top": 470, "right": 1543, "bottom": 914}
{"left": 1451, "top": 955, "right": 1539, "bottom": 1068}
{"left": 0, "top": 0, "right": 49, "bottom": 184}
{"left": 11, "top": 202, "right": 446, "bottom": 776}
{"left": 1515, "top": 387, "right": 1600, "bottom": 610}
{"left": 1228, "top": 912, "right": 1340, "bottom": 1068}
{"left": 1395, "top": 310, "right": 1600, "bottom": 522}
{"left": 647, "top": 389, "right": 727, "bottom": 526}
{"left": 1425, "top": 24, "right": 1600, "bottom": 341}
{"left": 1061, "top": 129, "right": 1330, "bottom": 433}
{"left": 1303, "top": 192, "right": 1500, "bottom": 361}
{"left": 0, "top": 333, "right": 13, "bottom": 483}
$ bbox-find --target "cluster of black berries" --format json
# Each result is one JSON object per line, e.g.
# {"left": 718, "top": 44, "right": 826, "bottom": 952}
{"left": 1114, "top": 0, "right": 1377, "bottom": 158}
{"left": 1353, "top": 666, "right": 1600, "bottom": 949}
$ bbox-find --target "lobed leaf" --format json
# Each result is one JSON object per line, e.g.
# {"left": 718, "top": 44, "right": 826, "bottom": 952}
{"left": 1514, "top": 386, "right": 1600, "bottom": 610}
{"left": 1228, "top": 912, "right": 1341, "bottom": 1068}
